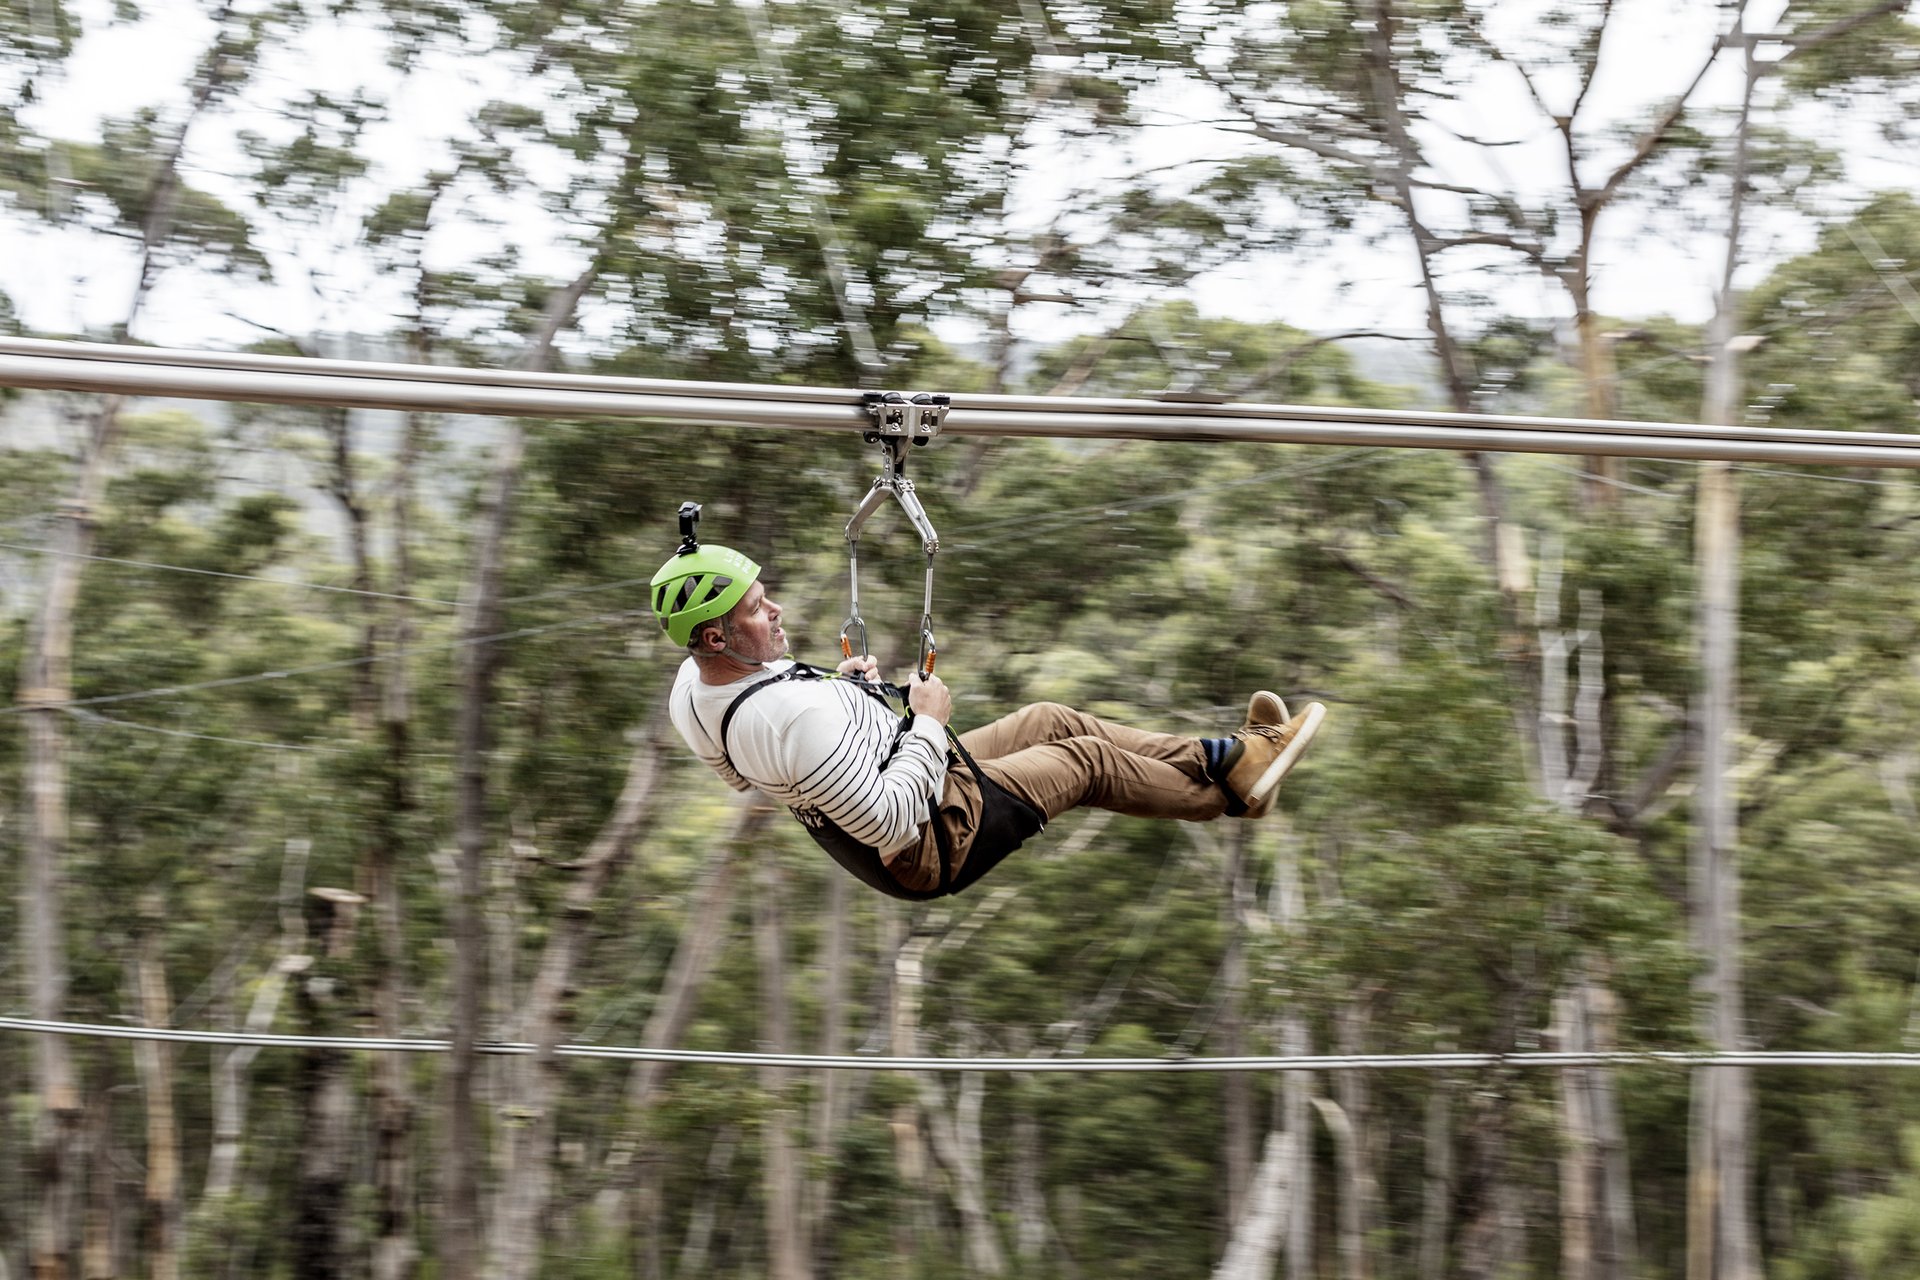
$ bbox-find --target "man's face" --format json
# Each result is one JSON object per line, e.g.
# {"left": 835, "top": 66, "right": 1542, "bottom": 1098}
{"left": 717, "top": 581, "right": 785, "bottom": 662}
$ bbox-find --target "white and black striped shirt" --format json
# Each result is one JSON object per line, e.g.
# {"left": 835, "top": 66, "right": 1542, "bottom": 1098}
{"left": 669, "top": 657, "right": 948, "bottom": 856}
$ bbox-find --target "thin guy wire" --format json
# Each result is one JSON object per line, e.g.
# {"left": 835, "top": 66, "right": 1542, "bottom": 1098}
{"left": 6, "top": 1015, "right": 1920, "bottom": 1073}
{"left": 0, "top": 607, "right": 644, "bottom": 714}
{"left": 940, "top": 448, "right": 1383, "bottom": 547}
{"left": 0, "top": 540, "right": 659, "bottom": 609}
{"left": 66, "top": 706, "right": 347, "bottom": 752}
{"left": 20, "top": 450, "right": 1382, "bottom": 740}
{"left": 0, "top": 540, "right": 463, "bottom": 607}
{"left": 1731, "top": 464, "right": 1911, "bottom": 488}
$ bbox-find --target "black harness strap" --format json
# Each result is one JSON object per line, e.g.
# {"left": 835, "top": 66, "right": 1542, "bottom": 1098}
{"left": 719, "top": 665, "right": 945, "bottom": 901}
{"left": 716, "top": 665, "right": 1044, "bottom": 900}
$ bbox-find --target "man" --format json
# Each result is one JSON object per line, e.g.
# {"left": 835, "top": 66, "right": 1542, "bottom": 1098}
{"left": 655, "top": 527, "right": 1323, "bottom": 900}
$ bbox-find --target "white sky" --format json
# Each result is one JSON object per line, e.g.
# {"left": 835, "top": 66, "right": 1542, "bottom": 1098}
{"left": 4, "top": 0, "right": 1916, "bottom": 358}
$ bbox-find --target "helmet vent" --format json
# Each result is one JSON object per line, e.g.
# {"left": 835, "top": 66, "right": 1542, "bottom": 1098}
{"left": 671, "top": 574, "right": 733, "bottom": 614}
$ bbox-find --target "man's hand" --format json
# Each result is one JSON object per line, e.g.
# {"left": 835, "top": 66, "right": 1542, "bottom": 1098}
{"left": 908, "top": 672, "right": 952, "bottom": 726}
{"left": 836, "top": 654, "right": 879, "bottom": 682}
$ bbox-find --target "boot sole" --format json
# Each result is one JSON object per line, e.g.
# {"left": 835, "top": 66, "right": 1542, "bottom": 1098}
{"left": 1246, "top": 702, "right": 1326, "bottom": 812}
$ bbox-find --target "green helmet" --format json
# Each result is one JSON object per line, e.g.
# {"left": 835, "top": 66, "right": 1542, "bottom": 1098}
{"left": 651, "top": 504, "right": 760, "bottom": 647}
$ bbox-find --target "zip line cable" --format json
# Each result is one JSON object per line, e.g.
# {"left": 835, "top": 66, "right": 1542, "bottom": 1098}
{"left": 5, "top": 1015, "right": 1920, "bottom": 1073}
{"left": 8, "top": 338, "right": 1920, "bottom": 468}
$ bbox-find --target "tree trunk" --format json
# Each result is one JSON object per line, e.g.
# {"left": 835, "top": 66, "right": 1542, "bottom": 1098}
{"left": 915, "top": 1043, "right": 1005, "bottom": 1277}
{"left": 677, "top": 1129, "right": 739, "bottom": 1277}
{"left": 443, "top": 415, "right": 523, "bottom": 1280}
{"left": 604, "top": 801, "right": 761, "bottom": 1249}
{"left": 488, "top": 728, "right": 665, "bottom": 1280}
{"left": 1213, "top": 1130, "right": 1294, "bottom": 1280}
{"left": 1417, "top": 1081, "right": 1453, "bottom": 1280}
{"left": 291, "top": 889, "right": 366, "bottom": 1280}
{"left": 1356, "top": 2, "right": 1538, "bottom": 772}
{"left": 1692, "top": 460, "right": 1758, "bottom": 1280}
{"left": 1274, "top": 832, "right": 1313, "bottom": 1280}
{"left": 1312, "top": 1092, "right": 1365, "bottom": 1280}
{"left": 1539, "top": 549, "right": 1638, "bottom": 1279}
{"left": 206, "top": 837, "right": 308, "bottom": 1199}
{"left": 1010, "top": 1075, "right": 1051, "bottom": 1269}
{"left": 890, "top": 920, "right": 935, "bottom": 1270}
{"left": 805, "top": 869, "right": 850, "bottom": 1270}
{"left": 1220, "top": 825, "right": 1254, "bottom": 1227}
{"left": 1689, "top": 35, "right": 1761, "bottom": 1276}
{"left": 133, "top": 920, "right": 181, "bottom": 1280}
{"left": 369, "top": 409, "right": 427, "bottom": 1280}
{"left": 1554, "top": 988, "right": 1598, "bottom": 1280}
{"left": 1457, "top": 1093, "right": 1524, "bottom": 1280}
{"left": 318, "top": 360, "right": 422, "bottom": 1280}
{"left": 21, "top": 399, "right": 119, "bottom": 1280}
{"left": 1570, "top": 263, "right": 1625, "bottom": 508}
{"left": 1577, "top": 968, "right": 1637, "bottom": 1276}
{"left": 753, "top": 854, "right": 809, "bottom": 1280}
{"left": 81, "top": 1073, "right": 114, "bottom": 1280}
{"left": 19, "top": 37, "right": 239, "bottom": 1273}
{"left": 443, "top": 262, "right": 598, "bottom": 1280}
{"left": 1330, "top": 1004, "right": 1376, "bottom": 1280}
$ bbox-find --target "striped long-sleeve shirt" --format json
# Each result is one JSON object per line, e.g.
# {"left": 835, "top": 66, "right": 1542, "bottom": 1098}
{"left": 668, "top": 657, "right": 948, "bottom": 856}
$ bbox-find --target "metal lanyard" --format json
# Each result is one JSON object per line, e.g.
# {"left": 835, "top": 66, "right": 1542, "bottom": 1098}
{"left": 840, "top": 392, "right": 949, "bottom": 678}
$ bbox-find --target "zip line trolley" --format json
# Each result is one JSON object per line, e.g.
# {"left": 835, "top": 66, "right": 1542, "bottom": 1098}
{"left": 840, "top": 391, "right": 949, "bottom": 679}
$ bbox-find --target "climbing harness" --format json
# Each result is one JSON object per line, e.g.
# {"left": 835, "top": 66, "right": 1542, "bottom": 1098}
{"left": 718, "top": 662, "right": 1044, "bottom": 901}
{"left": 840, "top": 392, "right": 949, "bottom": 678}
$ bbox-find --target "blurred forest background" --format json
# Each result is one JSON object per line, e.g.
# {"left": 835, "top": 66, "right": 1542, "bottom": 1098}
{"left": 4, "top": 0, "right": 1920, "bottom": 1277}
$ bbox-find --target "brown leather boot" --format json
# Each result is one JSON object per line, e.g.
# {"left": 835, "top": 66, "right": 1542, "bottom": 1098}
{"left": 1221, "top": 697, "right": 1326, "bottom": 818}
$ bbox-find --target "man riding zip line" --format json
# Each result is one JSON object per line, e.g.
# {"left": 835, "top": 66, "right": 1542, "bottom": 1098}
{"left": 654, "top": 526, "right": 1324, "bottom": 901}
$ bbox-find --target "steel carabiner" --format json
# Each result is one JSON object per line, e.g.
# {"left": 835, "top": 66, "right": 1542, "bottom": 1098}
{"left": 840, "top": 392, "right": 948, "bottom": 678}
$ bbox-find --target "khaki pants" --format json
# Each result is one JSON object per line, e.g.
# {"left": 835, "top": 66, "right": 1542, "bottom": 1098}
{"left": 885, "top": 702, "right": 1229, "bottom": 894}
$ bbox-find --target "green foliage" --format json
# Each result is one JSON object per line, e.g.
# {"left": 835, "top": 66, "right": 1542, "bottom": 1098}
{"left": 6, "top": 2, "right": 1920, "bottom": 1274}
{"left": 43, "top": 121, "right": 268, "bottom": 278}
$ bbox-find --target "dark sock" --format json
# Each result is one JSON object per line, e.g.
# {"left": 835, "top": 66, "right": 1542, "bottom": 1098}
{"left": 1201, "top": 736, "right": 1235, "bottom": 783}
{"left": 1203, "top": 736, "right": 1249, "bottom": 815}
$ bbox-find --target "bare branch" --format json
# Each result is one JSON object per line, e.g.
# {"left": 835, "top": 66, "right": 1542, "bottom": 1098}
{"left": 1500, "top": 47, "right": 1563, "bottom": 127}
{"left": 1198, "top": 64, "right": 1388, "bottom": 172}
{"left": 1430, "top": 230, "right": 1551, "bottom": 260}
{"left": 1567, "top": 0, "right": 1619, "bottom": 125}
{"left": 1626, "top": 725, "right": 1695, "bottom": 824}
{"left": 1227, "top": 331, "right": 1418, "bottom": 398}
{"left": 1427, "top": 119, "right": 1533, "bottom": 149}
{"left": 1591, "top": 1, "right": 1751, "bottom": 210}
{"left": 1407, "top": 176, "right": 1506, "bottom": 197}
{"left": 1245, "top": 121, "right": 1387, "bottom": 172}
{"left": 1046, "top": 334, "right": 1116, "bottom": 397}
{"left": 1321, "top": 546, "right": 1414, "bottom": 609}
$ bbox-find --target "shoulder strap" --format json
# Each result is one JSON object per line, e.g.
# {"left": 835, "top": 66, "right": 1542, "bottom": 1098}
{"left": 718, "top": 667, "right": 811, "bottom": 748}
{"left": 716, "top": 662, "right": 906, "bottom": 765}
